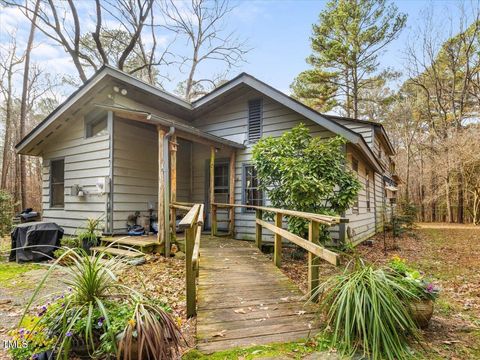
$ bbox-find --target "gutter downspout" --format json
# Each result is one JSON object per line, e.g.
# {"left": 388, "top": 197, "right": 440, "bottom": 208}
{"left": 164, "top": 126, "right": 175, "bottom": 257}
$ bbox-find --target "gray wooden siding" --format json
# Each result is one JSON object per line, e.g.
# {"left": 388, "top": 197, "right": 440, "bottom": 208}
{"left": 192, "top": 89, "right": 338, "bottom": 241}
{"left": 112, "top": 119, "right": 158, "bottom": 233}
{"left": 333, "top": 118, "right": 374, "bottom": 148}
{"left": 345, "top": 148, "right": 377, "bottom": 244}
{"left": 111, "top": 120, "right": 192, "bottom": 233}
{"left": 41, "top": 116, "right": 110, "bottom": 235}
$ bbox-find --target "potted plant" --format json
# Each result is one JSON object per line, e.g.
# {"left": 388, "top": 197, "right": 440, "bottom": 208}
{"left": 387, "top": 256, "right": 440, "bottom": 328}
{"left": 77, "top": 217, "right": 103, "bottom": 254}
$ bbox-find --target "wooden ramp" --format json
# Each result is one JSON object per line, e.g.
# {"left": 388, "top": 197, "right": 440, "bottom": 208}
{"left": 196, "top": 236, "right": 320, "bottom": 354}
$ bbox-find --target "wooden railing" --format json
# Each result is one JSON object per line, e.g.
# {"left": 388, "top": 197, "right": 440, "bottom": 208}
{"left": 175, "top": 202, "right": 204, "bottom": 317}
{"left": 211, "top": 203, "right": 347, "bottom": 301}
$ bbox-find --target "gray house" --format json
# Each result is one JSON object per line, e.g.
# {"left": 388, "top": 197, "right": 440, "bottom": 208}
{"left": 16, "top": 65, "right": 398, "bottom": 247}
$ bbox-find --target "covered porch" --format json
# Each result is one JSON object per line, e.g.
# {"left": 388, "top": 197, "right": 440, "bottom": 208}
{"left": 100, "top": 106, "right": 244, "bottom": 256}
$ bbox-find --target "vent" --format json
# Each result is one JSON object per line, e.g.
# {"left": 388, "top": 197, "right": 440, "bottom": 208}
{"left": 248, "top": 99, "right": 263, "bottom": 142}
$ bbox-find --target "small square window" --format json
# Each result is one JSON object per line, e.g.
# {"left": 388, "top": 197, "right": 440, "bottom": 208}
{"left": 86, "top": 117, "right": 108, "bottom": 138}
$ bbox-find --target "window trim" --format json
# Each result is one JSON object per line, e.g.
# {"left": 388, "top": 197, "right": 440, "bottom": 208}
{"left": 352, "top": 157, "right": 359, "bottom": 214}
{"left": 366, "top": 169, "right": 371, "bottom": 212}
{"left": 84, "top": 110, "right": 108, "bottom": 138}
{"left": 242, "top": 163, "right": 264, "bottom": 212}
{"left": 50, "top": 158, "right": 65, "bottom": 209}
{"left": 247, "top": 98, "right": 263, "bottom": 143}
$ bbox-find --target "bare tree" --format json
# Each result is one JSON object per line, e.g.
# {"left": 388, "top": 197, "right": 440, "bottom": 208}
{"left": 161, "top": 0, "right": 249, "bottom": 100}
{"left": 3, "top": 0, "right": 163, "bottom": 84}
{"left": 18, "top": 0, "right": 40, "bottom": 209}
{"left": 0, "top": 32, "right": 24, "bottom": 191}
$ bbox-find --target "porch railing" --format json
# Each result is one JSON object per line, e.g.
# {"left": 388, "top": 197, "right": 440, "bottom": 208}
{"left": 211, "top": 203, "right": 347, "bottom": 301}
{"left": 174, "top": 202, "right": 204, "bottom": 317}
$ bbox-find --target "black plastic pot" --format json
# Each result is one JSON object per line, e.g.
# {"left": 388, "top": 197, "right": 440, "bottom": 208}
{"left": 81, "top": 236, "right": 100, "bottom": 254}
{"left": 33, "top": 350, "right": 55, "bottom": 360}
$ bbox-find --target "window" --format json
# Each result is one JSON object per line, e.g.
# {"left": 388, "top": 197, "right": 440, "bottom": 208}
{"left": 248, "top": 99, "right": 263, "bottom": 142}
{"left": 213, "top": 163, "right": 230, "bottom": 204}
{"left": 85, "top": 111, "right": 108, "bottom": 138}
{"left": 366, "top": 169, "right": 371, "bottom": 212}
{"left": 352, "top": 158, "right": 359, "bottom": 214}
{"left": 50, "top": 159, "right": 65, "bottom": 208}
{"left": 243, "top": 165, "right": 263, "bottom": 210}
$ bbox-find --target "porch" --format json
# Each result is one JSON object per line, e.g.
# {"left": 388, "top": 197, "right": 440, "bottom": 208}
{"left": 102, "top": 107, "right": 243, "bottom": 256}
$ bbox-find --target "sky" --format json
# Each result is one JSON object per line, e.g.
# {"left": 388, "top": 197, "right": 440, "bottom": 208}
{"left": 0, "top": 0, "right": 473, "bottom": 99}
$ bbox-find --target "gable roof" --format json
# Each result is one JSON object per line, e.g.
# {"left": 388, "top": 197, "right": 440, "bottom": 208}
{"left": 16, "top": 66, "right": 385, "bottom": 172}
{"left": 325, "top": 114, "right": 396, "bottom": 155}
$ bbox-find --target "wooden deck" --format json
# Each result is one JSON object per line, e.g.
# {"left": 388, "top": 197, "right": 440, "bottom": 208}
{"left": 196, "top": 236, "right": 320, "bottom": 353}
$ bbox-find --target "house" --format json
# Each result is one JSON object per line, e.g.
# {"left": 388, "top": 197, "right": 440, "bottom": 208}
{"left": 16, "top": 65, "right": 398, "bottom": 247}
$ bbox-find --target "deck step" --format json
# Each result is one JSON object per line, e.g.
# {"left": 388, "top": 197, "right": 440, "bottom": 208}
{"left": 91, "top": 246, "right": 144, "bottom": 258}
{"left": 101, "top": 236, "right": 159, "bottom": 248}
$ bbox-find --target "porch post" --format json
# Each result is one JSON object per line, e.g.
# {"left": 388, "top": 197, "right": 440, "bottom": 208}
{"left": 170, "top": 135, "right": 177, "bottom": 239}
{"left": 157, "top": 126, "right": 166, "bottom": 247}
{"left": 229, "top": 150, "right": 236, "bottom": 236}
{"left": 210, "top": 146, "right": 216, "bottom": 236}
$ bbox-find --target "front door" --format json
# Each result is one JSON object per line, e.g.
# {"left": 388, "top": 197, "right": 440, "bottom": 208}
{"left": 205, "top": 161, "right": 230, "bottom": 230}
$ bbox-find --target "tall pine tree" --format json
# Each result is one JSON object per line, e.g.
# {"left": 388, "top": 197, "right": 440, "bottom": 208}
{"left": 291, "top": 0, "right": 406, "bottom": 118}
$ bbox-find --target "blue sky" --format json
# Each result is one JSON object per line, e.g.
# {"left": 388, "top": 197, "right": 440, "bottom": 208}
{"left": 231, "top": 0, "right": 465, "bottom": 94}
{"left": 0, "top": 0, "right": 471, "bottom": 98}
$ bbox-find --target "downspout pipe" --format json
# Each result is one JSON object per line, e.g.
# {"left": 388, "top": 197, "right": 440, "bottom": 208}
{"left": 163, "top": 126, "right": 175, "bottom": 257}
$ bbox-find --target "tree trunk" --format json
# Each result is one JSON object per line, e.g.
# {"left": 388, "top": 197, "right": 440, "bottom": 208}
{"left": 457, "top": 172, "right": 464, "bottom": 224}
{"left": 445, "top": 175, "right": 453, "bottom": 223}
{"left": 19, "top": 0, "right": 40, "bottom": 210}
{"left": 1, "top": 69, "right": 13, "bottom": 189}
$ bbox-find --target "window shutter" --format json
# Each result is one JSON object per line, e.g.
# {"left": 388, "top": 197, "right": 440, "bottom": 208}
{"left": 248, "top": 99, "right": 263, "bottom": 142}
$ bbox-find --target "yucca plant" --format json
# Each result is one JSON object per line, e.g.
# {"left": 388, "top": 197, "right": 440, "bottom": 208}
{"left": 315, "top": 258, "right": 421, "bottom": 360}
{"left": 18, "top": 248, "right": 182, "bottom": 360}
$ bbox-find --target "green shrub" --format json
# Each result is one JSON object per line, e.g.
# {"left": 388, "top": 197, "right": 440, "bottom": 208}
{"left": 252, "top": 124, "right": 361, "bottom": 240}
{"left": 316, "top": 258, "right": 420, "bottom": 360}
{"left": 60, "top": 236, "right": 80, "bottom": 248}
{"left": 392, "top": 200, "right": 418, "bottom": 237}
{"left": 0, "top": 190, "right": 14, "bottom": 237}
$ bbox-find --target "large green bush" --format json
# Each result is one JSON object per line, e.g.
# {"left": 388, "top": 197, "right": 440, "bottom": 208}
{"left": 252, "top": 124, "right": 361, "bottom": 238}
{"left": 0, "top": 190, "right": 15, "bottom": 237}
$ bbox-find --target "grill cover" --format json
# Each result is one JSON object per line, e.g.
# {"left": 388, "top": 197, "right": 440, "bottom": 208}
{"left": 9, "top": 222, "right": 64, "bottom": 263}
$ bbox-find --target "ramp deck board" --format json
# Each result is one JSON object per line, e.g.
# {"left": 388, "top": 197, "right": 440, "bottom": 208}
{"left": 196, "top": 236, "right": 320, "bottom": 354}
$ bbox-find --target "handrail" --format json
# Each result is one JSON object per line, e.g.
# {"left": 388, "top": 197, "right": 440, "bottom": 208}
{"left": 211, "top": 203, "right": 348, "bottom": 226}
{"left": 210, "top": 202, "right": 346, "bottom": 301}
{"left": 177, "top": 202, "right": 204, "bottom": 317}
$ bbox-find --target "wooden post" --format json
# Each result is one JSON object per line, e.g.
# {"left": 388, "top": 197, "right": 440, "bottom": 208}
{"left": 170, "top": 135, "right": 177, "bottom": 239}
{"left": 185, "top": 226, "right": 196, "bottom": 317}
{"left": 157, "top": 127, "right": 166, "bottom": 248}
{"left": 274, "top": 213, "right": 283, "bottom": 268}
{"left": 229, "top": 150, "right": 236, "bottom": 236}
{"left": 255, "top": 209, "right": 263, "bottom": 250}
{"left": 210, "top": 146, "right": 216, "bottom": 236}
{"left": 308, "top": 220, "right": 320, "bottom": 302}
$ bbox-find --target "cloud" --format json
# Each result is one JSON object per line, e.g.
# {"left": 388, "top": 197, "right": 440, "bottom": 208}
{"left": 232, "top": 2, "right": 269, "bottom": 23}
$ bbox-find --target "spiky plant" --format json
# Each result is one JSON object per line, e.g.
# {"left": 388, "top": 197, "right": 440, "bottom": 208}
{"left": 20, "top": 248, "right": 183, "bottom": 359}
{"left": 316, "top": 258, "right": 421, "bottom": 360}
